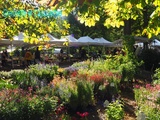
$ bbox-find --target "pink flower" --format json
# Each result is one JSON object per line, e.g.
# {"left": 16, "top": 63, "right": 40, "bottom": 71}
{"left": 134, "top": 84, "right": 140, "bottom": 89}
{"left": 146, "top": 84, "right": 151, "bottom": 89}
{"left": 28, "top": 87, "right": 33, "bottom": 92}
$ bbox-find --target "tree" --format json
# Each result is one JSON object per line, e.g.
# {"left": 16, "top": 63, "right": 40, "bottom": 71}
{"left": 0, "top": 0, "right": 70, "bottom": 44}
{"left": 67, "top": 12, "right": 123, "bottom": 41}
{"left": 1, "top": 0, "right": 160, "bottom": 44}
{"left": 56, "top": 0, "right": 160, "bottom": 38}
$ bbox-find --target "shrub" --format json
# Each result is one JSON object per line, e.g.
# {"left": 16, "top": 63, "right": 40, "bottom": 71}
{"left": 0, "top": 88, "right": 58, "bottom": 120}
{"left": 0, "top": 71, "right": 12, "bottom": 79}
{"left": 10, "top": 70, "right": 41, "bottom": 91}
{"left": 7, "top": 64, "right": 59, "bottom": 90}
{"left": 10, "top": 70, "right": 27, "bottom": 85}
{"left": 51, "top": 77, "right": 94, "bottom": 111}
{"left": 134, "top": 84, "right": 160, "bottom": 120}
{"left": 76, "top": 80, "right": 94, "bottom": 110}
{"left": 152, "top": 68, "right": 160, "bottom": 85}
{"left": 105, "top": 100, "right": 124, "bottom": 120}
{"left": 28, "top": 64, "right": 59, "bottom": 83}
{"left": 0, "top": 79, "right": 18, "bottom": 90}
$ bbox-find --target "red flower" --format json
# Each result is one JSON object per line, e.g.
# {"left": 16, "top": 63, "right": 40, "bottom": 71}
{"left": 90, "top": 74, "right": 104, "bottom": 83}
{"left": 77, "top": 112, "right": 89, "bottom": 118}
{"left": 71, "top": 71, "right": 78, "bottom": 77}
{"left": 55, "top": 106, "right": 65, "bottom": 115}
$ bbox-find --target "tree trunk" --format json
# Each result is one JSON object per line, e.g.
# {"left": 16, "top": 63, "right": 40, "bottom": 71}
{"left": 124, "top": 19, "right": 132, "bottom": 35}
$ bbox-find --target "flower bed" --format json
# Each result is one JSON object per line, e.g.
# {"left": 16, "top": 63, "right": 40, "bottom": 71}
{"left": 0, "top": 59, "right": 129, "bottom": 120}
{"left": 134, "top": 83, "right": 160, "bottom": 120}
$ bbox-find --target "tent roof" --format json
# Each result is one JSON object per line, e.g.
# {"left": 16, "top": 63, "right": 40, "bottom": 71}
{"left": 150, "top": 39, "right": 160, "bottom": 47}
{"left": 0, "top": 32, "right": 28, "bottom": 47}
{"left": 77, "top": 36, "right": 97, "bottom": 45}
{"left": 94, "top": 37, "right": 113, "bottom": 46}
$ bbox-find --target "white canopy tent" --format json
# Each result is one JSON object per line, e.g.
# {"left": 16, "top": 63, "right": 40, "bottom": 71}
{"left": 49, "top": 36, "right": 66, "bottom": 47}
{"left": 43, "top": 33, "right": 58, "bottom": 41}
{"left": 12, "top": 32, "right": 30, "bottom": 47}
{"left": 48, "top": 35, "right": 79, "bottom": 47}
{"left": 150, "top": 39, "right": 160, "bottom": 47}
{"left": 77, "top": 36, "right": 97, "bottom": 46}
{"left": 112, "top": 39, "right": 123, "bottom": 47}
{"left": 134, "top": 42, "right": 144, "bottom": 47}
{"left": 94, "top": 37, "right": 113, "bottom": 46}
{"left": 65, "top": 35, "right": 79, "bottom": 46}
{"left": 0, "top": 32, "right": 35, "bottom": 47}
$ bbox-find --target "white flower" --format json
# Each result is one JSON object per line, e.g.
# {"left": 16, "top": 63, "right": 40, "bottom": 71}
{"left": 110, "top": 82, "right": 114, "bottom": 87}
{"left": 157, "top": 91, "right": 160, "bottom": 98}
{"left": 103, "top": 100, "right": 109, "bottom": 108}
{"left": 137, "top": 111, "right": 146, "bottom": 120}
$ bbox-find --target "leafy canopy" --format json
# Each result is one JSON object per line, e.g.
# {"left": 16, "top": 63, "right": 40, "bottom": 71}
{"left": 0, "top": 0, "right": 70, "bottom": 44}
{"left": 57, "top": 0, "right": 160, "bottom": 38}
{"left": 0, "top": 0, "right": 160, "bottom": 44}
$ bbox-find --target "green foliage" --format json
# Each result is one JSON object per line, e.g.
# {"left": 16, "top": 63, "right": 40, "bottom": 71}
{"left": 53, "top": 78, "right": 94, "bottom": 111}
{"left": 59, "top": 0, "right": 160, "bottom": 38}
{"left": 7, "top": 64, "right": 59, "bottom": 90}
{"left": 10, "top": 70, "right": 39, "bottom": 90}
{"left": 28, "top": 64, "right": 59, "bottom": 83}
{"left": 105, "top": 100, "right": 124, "bottom": 120}
{"left": 76, "top": 80, "right": 94, "bottom": 110}
{"left": 104, "top": 53, "right": 141, "bottom": 83}
{"left": 152, "top": 68, "right": 160, "bottom": 85}
{"left": 0, "top": 79, "right": 18, "bottom": 90}
{"left": 0, "top": 71, "right": 12, "bottom": 79}
{"left": 0, "top": 88, "right": 58, "bottom": 120}
{"left": 0, "top": 0, "right": 70, "bottom": 43}
{"left": 10, "top": 70, "right": 26, "bottom": 85}
{"left": 134, "top": 84, "right": 160, "bottom": 120}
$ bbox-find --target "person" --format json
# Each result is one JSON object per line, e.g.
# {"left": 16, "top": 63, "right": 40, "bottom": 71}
{"left": 34, "top": 47, "right": 41, "bottom": 64}
{"left": 97, "top": 50, "right": 102, "bottom": 58}
{"left": 1, "top": 50, "right": 7, "bottom": 66}
{"left": 4, "top": 49, "right": 8, "bottom": 58}
{"left": 24, "top": 49, "right": 33, "bottom": 66}
{"left": 14, "top": 48, "right": 20, "bottom": 57}
{"left": 58, "top": 49, "right": 64, "bottom": 62}
{"left": 21, "top": 47, "right": 25, "bottom": 58}
{"left": 20, "top": 47, "right": 26, "bottom": 66}
{"left": 81, "top": 48, "right": 86, "bottom": 60}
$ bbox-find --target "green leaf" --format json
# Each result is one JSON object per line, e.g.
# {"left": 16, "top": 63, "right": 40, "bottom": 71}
{"left": 79, "top": 4, "right": 89, "bottom": 13}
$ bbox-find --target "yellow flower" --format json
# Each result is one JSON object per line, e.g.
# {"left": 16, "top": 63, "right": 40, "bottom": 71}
{"left": 58, "top": 68, "right": 64, "bottom": 73}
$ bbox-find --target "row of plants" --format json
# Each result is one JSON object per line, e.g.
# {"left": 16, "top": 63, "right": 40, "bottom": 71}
{"left": 134, "top": 68, "right": 160, "bottom": 120}
{"left": 0, "top": 58, "right": 126, "bottom": 120}
{"left": 0, "top": 48, "right": 144, "bottom": 120}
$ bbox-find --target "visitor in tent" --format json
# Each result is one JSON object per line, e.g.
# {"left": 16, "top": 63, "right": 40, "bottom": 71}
{"left": 97, "top": 50, "right": 102, "bottom": 58}
{"left": 14, "top": 48, "right": 20, "bottom": 57}
{"left": 80, "top": 48, "right": 87, "bottom": 60}
{"left": 21, "top": 47, "right": 26, "bottom": 66}
{"left": 3, "top": 49, "right": 8, "bottom": 59}
{"left": 34, "top": 47, "right": 41, "bottom": 64}
{"left": 1, "top": 50, "right": 7, "bottom": 67}
{"left": 24, "top": 49, "right": 33, "bottom": 67}
{"left": 58, "top": 48, "right": 64, "bottom": 62}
